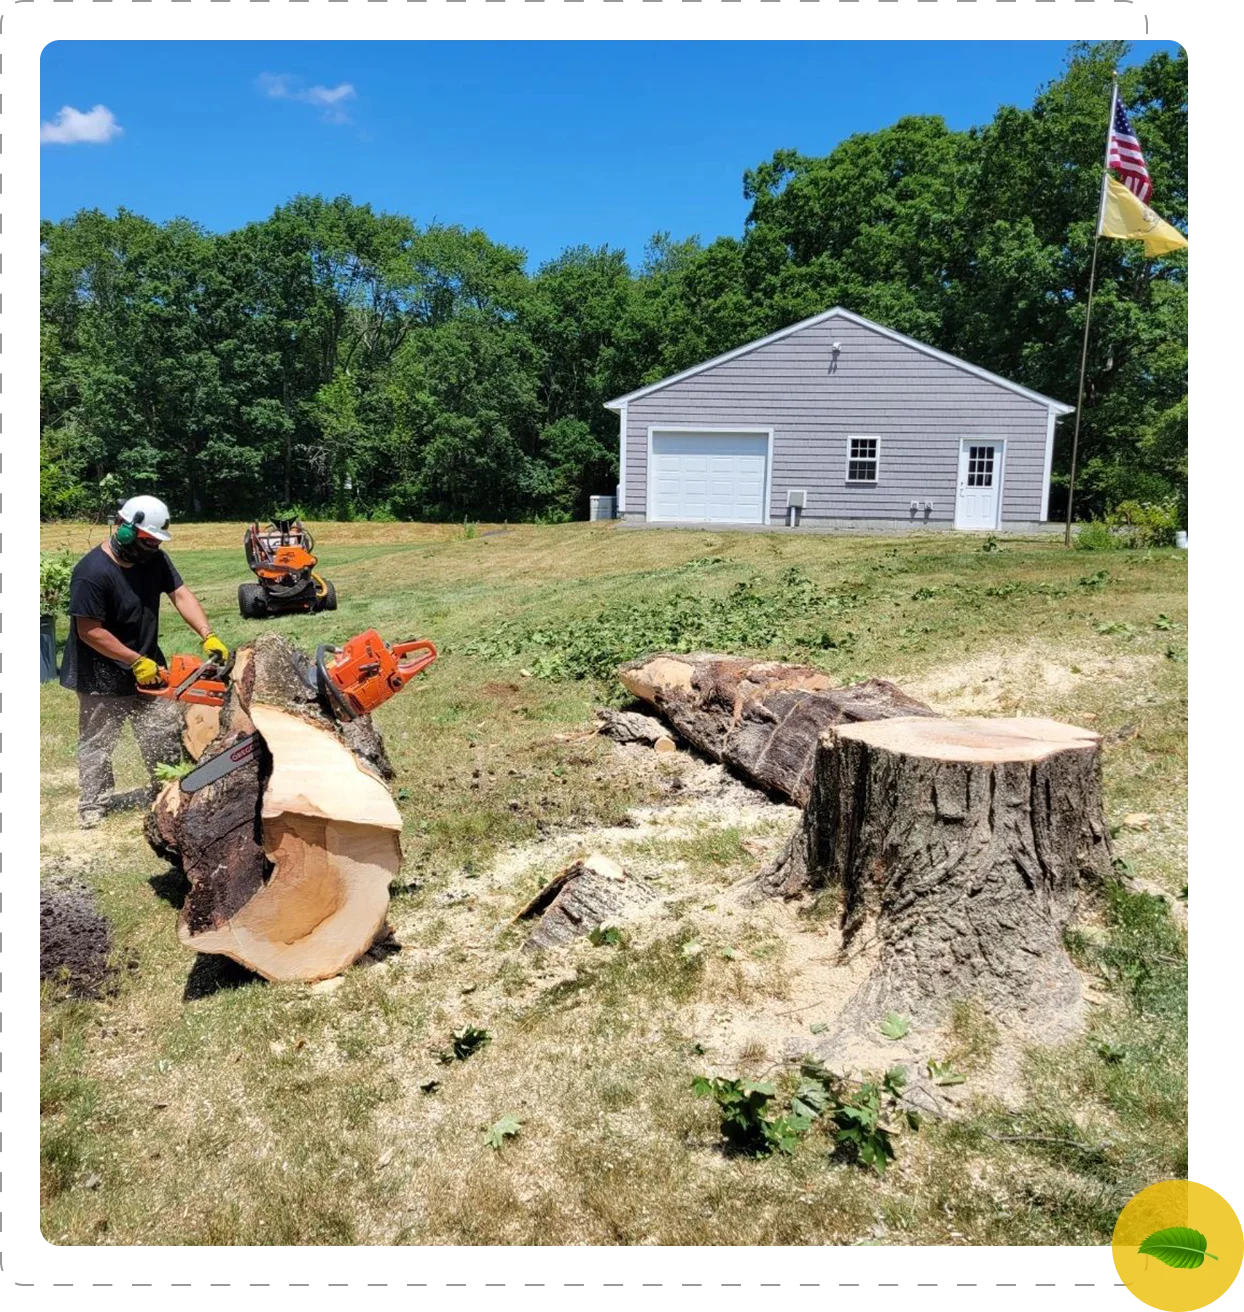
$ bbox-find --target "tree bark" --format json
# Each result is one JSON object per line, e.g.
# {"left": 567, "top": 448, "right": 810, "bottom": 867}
{"left": 515, "top": 855, "right": 657, "bottom": 951}
{"left": 146, "top": 633, "right": 401, "bottom": 982}
{"left": 594, "top": 707, "right": 672, "bottom": 747}
{"left": 618, "top": 652, "right": 937, "bottom": 803}
{"left": 761, "top": 715, "right": 1113, "bottom": 1032}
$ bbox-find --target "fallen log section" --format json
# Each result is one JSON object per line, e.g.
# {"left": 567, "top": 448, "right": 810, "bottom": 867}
{"left": 146, "top": 633, "right": 401, "bottom": 982}
{"left": 618, "top": 652, "right": 937, "bottom": 803}
{"left": 762, "top": 715, "right": 1113, "bottom": 1031}
{"left": 515, "top": 854, "right": 657, "bottom": 951}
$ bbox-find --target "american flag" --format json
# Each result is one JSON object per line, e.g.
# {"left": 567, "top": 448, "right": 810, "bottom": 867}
{"left": 1107, "top": 97, "right": 1152, "bottom": 203}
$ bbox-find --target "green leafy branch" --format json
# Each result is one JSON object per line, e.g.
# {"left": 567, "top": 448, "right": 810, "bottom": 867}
{"left": 693, "top": 1058, "right": 918, "bottom": 1173}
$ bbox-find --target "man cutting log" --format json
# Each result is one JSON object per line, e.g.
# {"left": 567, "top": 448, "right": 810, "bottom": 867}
{"left": 58, "top": 494, "right": 230, "bottom": 828}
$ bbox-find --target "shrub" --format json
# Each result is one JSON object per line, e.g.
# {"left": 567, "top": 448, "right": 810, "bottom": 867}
{"left": 1074, "top": 521, "right": 1117, "bottom": 552}
{"left": 1108, "top": 499, "right": 1180, "bottom": 549}
{"left": 40, "top": 553, "right": 75, "bottom": 615}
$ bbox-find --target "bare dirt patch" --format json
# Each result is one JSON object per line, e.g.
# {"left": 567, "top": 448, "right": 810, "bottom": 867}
{"left": 41, "top": 874, "right": 116, "bottom": 998}
{"left": 481, "top": 681, "right": 522, "bottom": 699}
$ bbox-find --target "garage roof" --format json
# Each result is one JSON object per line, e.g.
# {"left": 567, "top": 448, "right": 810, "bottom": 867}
{"left": 604, "top": 306, "right": 1076, "bottom": 416}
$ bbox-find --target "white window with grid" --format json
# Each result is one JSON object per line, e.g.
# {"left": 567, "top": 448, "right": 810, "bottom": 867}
{"left": 845, "top": 436, "right": 879, "bottom": 483}
{"left": 966, "top": 445, "right": 995, "bottom": 488}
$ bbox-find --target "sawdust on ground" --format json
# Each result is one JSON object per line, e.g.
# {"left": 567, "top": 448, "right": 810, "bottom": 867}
{"left": 441, "top": 637, "right": 1159, "bottom": 1110}
{"left": 905, "top": 638, "right": 1160, "bottom": 718}
{"left": 473, "top": 740, "right": 1044, "bottom": 1108}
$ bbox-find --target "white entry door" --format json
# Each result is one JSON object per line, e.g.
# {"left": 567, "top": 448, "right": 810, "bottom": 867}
{"left": 649, "top": 430, "right": 769, "bottom": 524}
{"left": 955, "top": 440, "right": 1002, "bottom": 530}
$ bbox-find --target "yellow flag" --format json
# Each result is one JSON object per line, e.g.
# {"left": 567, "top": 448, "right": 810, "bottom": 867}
{"left": 1100, "top": 175, "right": 1188, "bottom": 256}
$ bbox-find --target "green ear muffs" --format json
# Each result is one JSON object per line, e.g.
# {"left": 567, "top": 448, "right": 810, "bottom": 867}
{"left": 113, "top": 510, "right": 148, "bottom": 561}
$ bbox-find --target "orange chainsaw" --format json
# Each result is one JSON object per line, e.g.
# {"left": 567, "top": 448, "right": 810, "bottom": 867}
{"left": 141, "top": 654, "right": 230, "bottom": 707}
{"left": 140, "top": 630, "right": 437, "bottom": 793}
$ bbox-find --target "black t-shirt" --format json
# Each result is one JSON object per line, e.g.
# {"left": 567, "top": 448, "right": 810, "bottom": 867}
{"left": 58, "top": 545, "right": 184, "bottom": 696}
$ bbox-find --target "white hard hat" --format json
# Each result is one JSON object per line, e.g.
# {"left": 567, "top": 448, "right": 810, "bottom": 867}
{"left": 118, "top": 494, "right": 172, "bottom": 541}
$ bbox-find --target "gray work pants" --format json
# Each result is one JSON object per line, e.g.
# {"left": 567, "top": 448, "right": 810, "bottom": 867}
{"left": 77, "top": 693, "right": 184, "bottom": 816}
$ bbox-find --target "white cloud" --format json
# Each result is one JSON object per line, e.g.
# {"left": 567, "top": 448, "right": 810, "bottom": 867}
{"left": 303, "top": 84, "right": 355, "bottom": 108}
{"left": 257, "top": 73, "right": 296, "bottom": 100}
{"left": 40, "top": 104, "right": 123, "bottom": 146}
{"left": 258, "top": 73, "right": 357, "bottom": 125}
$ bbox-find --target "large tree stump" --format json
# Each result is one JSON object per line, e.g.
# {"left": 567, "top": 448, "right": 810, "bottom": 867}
{"left": 618, "top": 652, "right": 936, "bottom": 803}
{"left": 146, "top": 633, "right": 402, "bottom": 982}
{"left": 763, "top": 716, "right": 1113, "bottom": 1033}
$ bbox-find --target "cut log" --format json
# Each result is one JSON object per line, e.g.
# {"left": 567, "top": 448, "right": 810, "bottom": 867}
{"left": 146, "top": 632, "right": 402, "bottom": 982}
{"left": 762, "top": 716, "right": 1113, "bottom": 1033}
{"left": 182, "top": 705, "right": 221, "bottom": 762}
{"left": 179, "top": 647, "right": 256, "bottom": 763}
{"left": 618, "top": 652, "right": 937, "bottom": 803}
{"left": 594, "top": 707, "right": 672, "bottom": 746}
{"left": 515, "top": 854, "right": 657, "bottom": 951}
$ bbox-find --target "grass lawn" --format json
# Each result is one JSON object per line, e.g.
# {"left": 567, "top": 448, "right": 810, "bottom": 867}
{"left": 40, "top": 521, "right": 1187, "bottom": 1245}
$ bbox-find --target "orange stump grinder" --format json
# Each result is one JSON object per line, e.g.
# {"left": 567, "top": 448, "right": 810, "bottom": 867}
{"left": 239, "top": 518, "right": 336, "bottom": 619}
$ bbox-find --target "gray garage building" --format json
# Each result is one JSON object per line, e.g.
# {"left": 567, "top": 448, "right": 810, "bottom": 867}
{"left": 604, "top": 307, "right": 1075, "bottom": 532}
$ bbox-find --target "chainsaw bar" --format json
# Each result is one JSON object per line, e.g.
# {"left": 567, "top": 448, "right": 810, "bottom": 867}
{"left": 180, "top": 734, "right": 261, "bottom": 795}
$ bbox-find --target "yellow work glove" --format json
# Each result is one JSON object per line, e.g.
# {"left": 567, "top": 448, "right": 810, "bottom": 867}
{"left": 201, "top": 633, "right": 230, "bottom": 663}
{"left": 130, "top": 656, "right": 162, "bottom": 686}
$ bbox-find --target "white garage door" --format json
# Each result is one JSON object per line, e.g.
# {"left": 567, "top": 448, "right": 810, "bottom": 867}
{"left": 649, "top": 430, "right": 769, "bottom": 524}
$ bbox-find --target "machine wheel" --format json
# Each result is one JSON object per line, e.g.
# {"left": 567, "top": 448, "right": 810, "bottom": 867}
{"left": 319, "top": 581, "right": 338, "bottom": 612}
{"left": 238, "top": 582, "right": 269, "bottom": 619}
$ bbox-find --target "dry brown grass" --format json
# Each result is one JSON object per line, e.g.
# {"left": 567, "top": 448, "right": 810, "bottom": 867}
{"left": 41, "top": 518, "right": 500, "bottom": 554}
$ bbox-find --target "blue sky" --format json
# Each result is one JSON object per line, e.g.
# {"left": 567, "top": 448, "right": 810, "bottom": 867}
{"left": 41, "top": 40, "right": 1180, "bottom": 270}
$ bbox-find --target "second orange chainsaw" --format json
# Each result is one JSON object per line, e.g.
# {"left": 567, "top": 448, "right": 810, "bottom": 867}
{"left": 141, "top": 630, "right": 436, "bottom": 793}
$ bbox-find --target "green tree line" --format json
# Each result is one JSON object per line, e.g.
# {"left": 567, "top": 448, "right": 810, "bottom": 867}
{"left": 40, "top": 41, "right": 1186, "bottom": 525}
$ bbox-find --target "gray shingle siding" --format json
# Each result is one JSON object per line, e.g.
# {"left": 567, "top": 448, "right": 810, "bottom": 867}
{"left": 619, "top": 314, "right": 1056, "bottom": 528}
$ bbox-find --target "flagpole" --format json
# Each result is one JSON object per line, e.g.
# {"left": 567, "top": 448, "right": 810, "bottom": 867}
{"left": 1064, "top": 72, "right": 1119, "bottom": 547}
